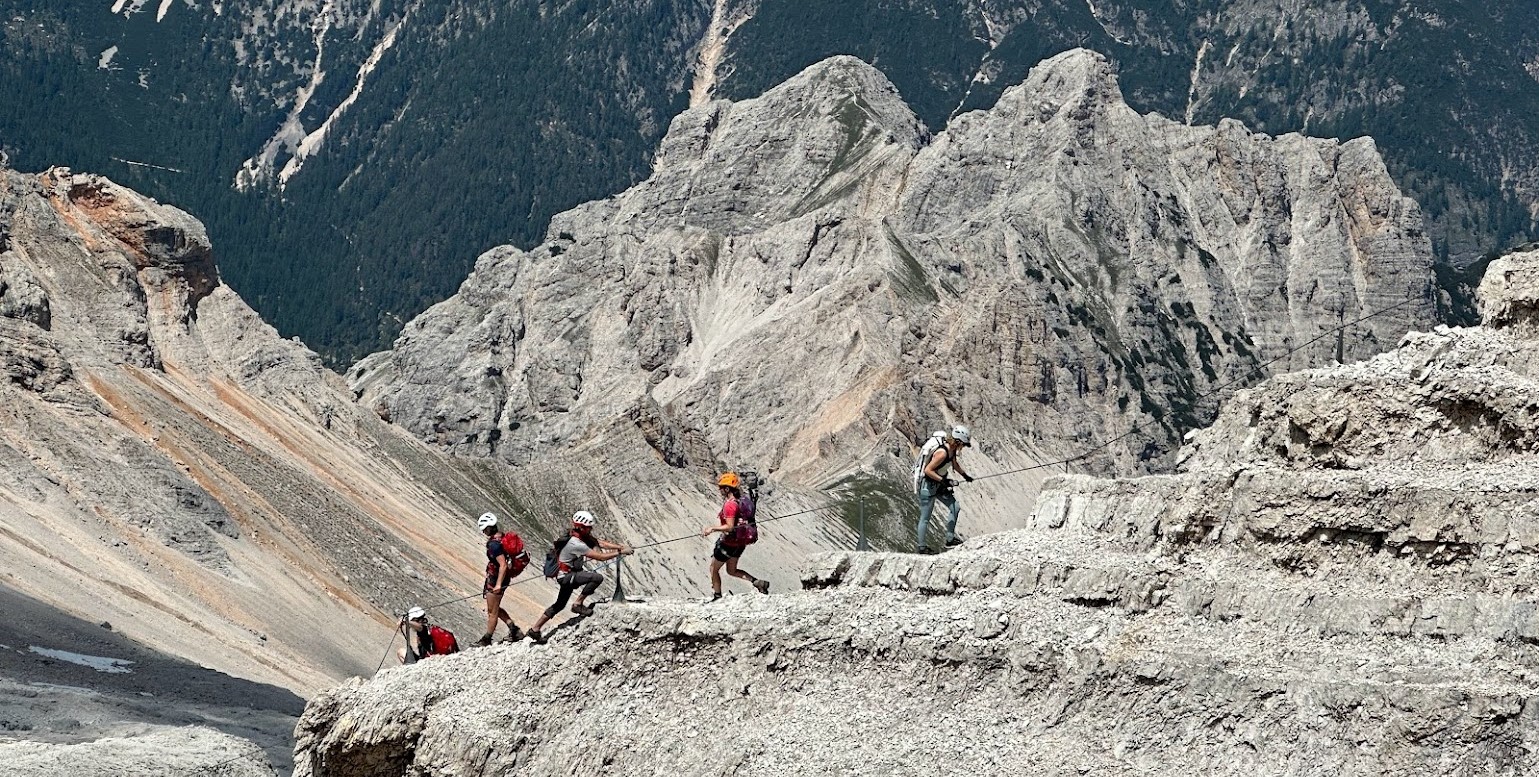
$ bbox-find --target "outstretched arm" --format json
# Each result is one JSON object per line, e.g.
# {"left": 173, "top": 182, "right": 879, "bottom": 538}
{"left": 952, "top": 455, "right": 971, "bottom": 480}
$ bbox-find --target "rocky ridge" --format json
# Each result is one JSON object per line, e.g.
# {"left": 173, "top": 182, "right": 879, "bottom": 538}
{"left": 353, "top": 49, "right": 1436, "bottom": 544}
{"left": 292, "top": 252, "right": 1539, "bottom": 775}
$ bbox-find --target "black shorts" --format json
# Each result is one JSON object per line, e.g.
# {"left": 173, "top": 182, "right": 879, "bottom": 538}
{"left": 713, "top": 540, "right": 745, "bottom": 562}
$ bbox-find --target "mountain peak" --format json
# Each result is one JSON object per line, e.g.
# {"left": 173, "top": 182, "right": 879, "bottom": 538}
{"left": 990, "top": 47, "right": 1124, "bottom": 123}
{"left": 612, "top": 55, "right": 926, "bottom": 235}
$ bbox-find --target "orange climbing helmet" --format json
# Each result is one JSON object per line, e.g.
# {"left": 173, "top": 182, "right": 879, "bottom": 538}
{"left": 717, "top": 472, "right": 741, "bottom": 488}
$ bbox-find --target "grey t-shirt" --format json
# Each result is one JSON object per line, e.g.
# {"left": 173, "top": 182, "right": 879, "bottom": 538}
{"left": 559, "top": 533, "right": 593, "bottom": 574}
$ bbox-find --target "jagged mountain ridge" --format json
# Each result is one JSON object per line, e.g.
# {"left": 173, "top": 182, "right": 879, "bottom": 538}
{"left": 0, "top": 1, "right": 1533, "bottom": 362}
{"left": 288, "top": 248, "right": 1539, "bottom": 777}
{"left": 353, "top": 50, "right": 1435, "bottom": 504}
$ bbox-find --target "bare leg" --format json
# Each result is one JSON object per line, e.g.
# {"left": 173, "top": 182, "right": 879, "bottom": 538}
{"left": 484, "top": 590, "right": 504, "bottom": 637}
{"left": 709, "top": 559, "right": 725, "bottom": 595}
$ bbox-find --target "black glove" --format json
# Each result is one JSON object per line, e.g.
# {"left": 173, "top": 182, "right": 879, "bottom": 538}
{"left": 962, "top": 474, "right": 974, "bottom": 483}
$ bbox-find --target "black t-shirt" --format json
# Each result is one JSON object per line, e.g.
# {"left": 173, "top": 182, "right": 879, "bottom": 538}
{"left": 486, "top": 537, "right": 511, "bottom": 581}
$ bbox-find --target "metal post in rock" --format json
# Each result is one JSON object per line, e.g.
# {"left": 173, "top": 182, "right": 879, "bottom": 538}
{"left": 856, "top": 497, "right": 870, "bottom": 551}
{"left": 610, "top": 554, "right": 630, "bottom": 603}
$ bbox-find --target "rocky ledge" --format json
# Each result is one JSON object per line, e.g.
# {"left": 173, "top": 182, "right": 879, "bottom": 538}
{"left": 292, "top": 250, "right": 1539, "bottom": 776}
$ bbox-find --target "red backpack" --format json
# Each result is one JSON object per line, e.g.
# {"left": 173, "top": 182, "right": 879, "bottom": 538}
{"left": 427, "top": 625, "right": 459, "bottom": 656}
{"left": 500, "top": 531, "right": 529, "bottom": 577}
{"left": 486, "top": 531, "right": 529, "bottom": 579}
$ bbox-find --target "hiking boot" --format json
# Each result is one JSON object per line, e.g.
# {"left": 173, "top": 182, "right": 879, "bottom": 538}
{"left": 500, "top": 626, "right": 525, "bottom": 643}
{"left": 571, "top": 603, "right": 595, "bottom": 617}
{"left": 706, "top": 593, "right": 723, "bottom": 604}
{"left": 945, "top": 535, "right": 964, "bottom": 548}
{"left": 917, "top": 545, "right": 937, "bottom": 555}
{"left": 474, "top": 633, "right": 493, "bottom": 648}
{"left": 526, "top": 628, "right": 546, "bottom": 644}
{"left": 753, "top": 579, "right": 770, "bottom": 595}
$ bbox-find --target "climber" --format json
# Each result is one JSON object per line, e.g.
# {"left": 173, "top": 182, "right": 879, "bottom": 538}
{"left": 396, "top": 606, "right": 459, "bottom": 664}
{"left": 911, "top": 429, "right": 952, "bottom": 494}
{"left": 699, "top": 472, "right": 770, "bottom": 601}
{"left": 526, "top": 511, "right": 632, "bottom": 644}
{"left": 477, "top": 512, "right": 527, "bottom": 646}
{"left": 916, "top": 424, "right": 973, "bottom": 554}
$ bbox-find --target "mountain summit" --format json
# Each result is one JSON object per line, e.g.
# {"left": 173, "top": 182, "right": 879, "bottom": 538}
{"left": 353, "top": 50, "right": 1435, "bottom": 505}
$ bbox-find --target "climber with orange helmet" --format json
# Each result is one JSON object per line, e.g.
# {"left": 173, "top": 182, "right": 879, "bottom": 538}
{"left": 699, "top": 472, "right": 769, "bottom": 601}
{"left": 525, "top": 510, "right": 632, "bottom": 644}
{"left": 917, "top": 425, "right": 974, "bottom": 554}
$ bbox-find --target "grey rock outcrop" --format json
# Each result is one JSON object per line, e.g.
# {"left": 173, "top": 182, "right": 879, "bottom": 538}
{"left": 0, "top": 165, "right": 582, "bottom": 698}
{"left": 0, "top": 726, "right": 275, "bottom": 777}
{"left": 292, "top": 251, "right": 1539, "bottom": 776}
{"left": 354, "top": 49, "right": 1435, "bottom": 503}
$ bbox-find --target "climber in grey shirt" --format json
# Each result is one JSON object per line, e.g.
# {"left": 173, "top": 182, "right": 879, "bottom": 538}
{"left": 526, "top": 510, "right": 632, "bottom": 643}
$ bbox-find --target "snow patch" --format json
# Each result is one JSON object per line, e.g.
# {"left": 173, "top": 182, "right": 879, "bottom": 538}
{"left": 98, "top": 45, "right": 120, "bottom": 70}
{"left": 28, "top": 682, "right": 103, "bottom": 696}
{"left": 28, "top": 646, "right": 135, "bottom": 674}
{"left": 110, "top": 0, "right": 153, "bottom": 16}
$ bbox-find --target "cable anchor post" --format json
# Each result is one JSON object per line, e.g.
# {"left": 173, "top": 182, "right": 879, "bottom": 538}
{"left": 610, "top": 554, "right": 630, "bottom": 603}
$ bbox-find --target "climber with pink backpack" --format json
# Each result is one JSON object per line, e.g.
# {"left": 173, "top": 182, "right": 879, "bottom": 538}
{"left": 699, "top": 472, "right": 770, "bottom": 601}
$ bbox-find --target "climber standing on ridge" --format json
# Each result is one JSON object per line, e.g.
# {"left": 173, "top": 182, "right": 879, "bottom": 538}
{"left": 477, "top": 512, "right": 528, "bottom": 647}
{"left": 699, "top": 472, "right": 770, "bottom": 601}
{"left": 916, "top": 425, "right": 973, "bottom": 554}
{"left": 526, "top": 511, "right": 632, "bottom": 644}
{"left": 397, "top": 606, "right": 459, "bottom": 664}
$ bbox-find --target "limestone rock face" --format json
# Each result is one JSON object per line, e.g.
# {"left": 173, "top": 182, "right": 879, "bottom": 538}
{"left": 0, "top": 726, "right": 275, "bottom": 777}
{"left": 292, "top": 251, "right": 1539, "bottom": 777}
{"left": 1478, "top": 247, "right": 1539, "bottom": 332}
{"left": 354, "top": 49, "right": 1435, "bottom": 498}
{"left": 0, "top": 166, "right": 562, "bottom": 696}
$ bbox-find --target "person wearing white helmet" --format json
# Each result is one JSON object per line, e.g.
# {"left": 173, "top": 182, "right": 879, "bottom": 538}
{"left": 396, "top": 606, "right": 459, "bottom": 664}
{"left": 916, "top": 424, "right": 974, "bottom": 554}
{"left": 911, "top": 430, "right": 952, "bottom": 494}
{"left": 525, "top": 510, "right": 633, "bottom": 644}
{"left": 476, "top": 512, "right": 527, "bottom": 646}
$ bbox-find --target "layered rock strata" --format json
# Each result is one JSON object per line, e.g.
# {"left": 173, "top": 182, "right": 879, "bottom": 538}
{"left": 0, "top": 166, "right": 553, "bottom": 694}
{"left": 292, "top": 252, "right": 1539, "bottom": 776}
{"left": 353, "top": 48, "right": 1436, "bottom": 509}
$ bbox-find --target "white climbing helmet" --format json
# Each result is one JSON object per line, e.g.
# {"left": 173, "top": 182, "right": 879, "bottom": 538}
{"left": 952, "top": 425, "right": 972, "bottom": 446}
{"left": 572, "top": 510, "right": 597, "bottom": 528}
{"left": 406, "top": 606, "right": 426, "bottom": 621}
{"left": 477, "top": 512, "right": 499, "bottom": 529}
